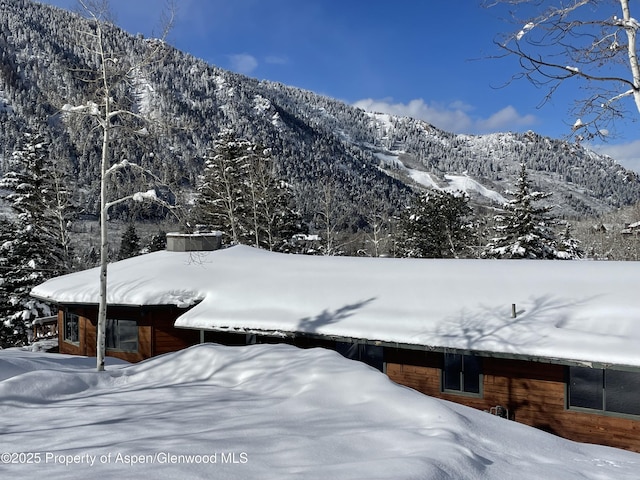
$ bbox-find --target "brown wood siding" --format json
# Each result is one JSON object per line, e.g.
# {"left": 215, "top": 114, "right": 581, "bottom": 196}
{"left": 385, "top": 348, "right": 640, "bottom": 452}
{"left": 58, "top": 306, "right": 191, "bottom": 363}
{"left": 153, "top": 318, "right": 200, "bottom": 355}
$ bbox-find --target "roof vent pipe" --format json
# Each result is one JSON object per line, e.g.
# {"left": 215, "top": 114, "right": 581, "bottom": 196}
{"left": 511, "top": 304, "right": 517, "bottom": 318}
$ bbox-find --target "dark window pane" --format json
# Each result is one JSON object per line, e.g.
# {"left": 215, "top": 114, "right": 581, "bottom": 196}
{"left": 569, "top": 367, "right": 603, "bottom": 410}
{"left": 117, "top": 320, "right": 138, "bottom": 351}
{"left": 605, "top": 370, "right": 640, "bottom": 415}
{"left": 64, "top": 313, "right": 79, "bottom": 343}
{"left": 336, "top": 342, "right": 359, "bottom": 360}
{"left": 105, "top": 318, "right": 117, "bottom": 349}
{"left": 463, "top": 355, "right": 482, "bottom": 394}
{"left": 361, "top": 345, "right": 384, "bottom": 372}
{"left": 106, "top": 319, "right": 138, "bottom": 352}
{"left": 336, "top": 343, "right": 384, "bottom": 372}
{"left": 443, "top": 353, "right": 462, "bottom": 391}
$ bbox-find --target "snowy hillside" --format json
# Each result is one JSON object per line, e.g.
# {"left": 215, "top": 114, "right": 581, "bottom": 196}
{"left": 359, "top": 113, "right": 639, "bottom": 216}
{"left": 0, "top": 344, "right": 639, "bottom": 480}
{"left": 0, "top": 0, "right": 639, "bottom": 224}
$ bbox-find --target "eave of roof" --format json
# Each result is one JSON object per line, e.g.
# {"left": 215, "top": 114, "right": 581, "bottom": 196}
{"left": 31, "top": 245, "right": 640, "bottom": 369}
{"left": 178, "top": 323, "right": 640, "bottom": 371}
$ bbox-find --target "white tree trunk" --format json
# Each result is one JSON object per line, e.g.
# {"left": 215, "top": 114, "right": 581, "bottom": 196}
{"left": 96, "top": 122, "right": 109, "bottom": 372}
{"left": 96, "top": 23, "right": 110, "bottom": 373}
{"left": 72, "top": 0, "right": 173, "bottom": 372}
{"left": 620, "top": 0, "right": 640, "bottom": 114}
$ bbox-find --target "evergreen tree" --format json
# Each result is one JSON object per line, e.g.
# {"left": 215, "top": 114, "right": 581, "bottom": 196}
{"left": 556, "top": 223, "right": 585, "bottom": 260}
{"left": 0, "top": 132, "right": 72, "bottom": 347}
{"left": 195, "top": 130, "right": 304, "bottom": 251}
{"left": 0, "top": 217, "right": 54, "bottom": 347}
{"left": 397, "top": 189, "right": 476, "bottom": 258}
{"left": 147, "top": 230, "right": 167, "bottom": 252}
{"left": 245, "top": 151, "right": 304, "bottom": 252}
{"left": 1, "top": 132, "right": 74, "bottom": 271}
{"left": 195, "top": 129, "right": 252, "bottom": 245}
{"left": 118, "top": 224, "right": 141, "bottom": 260}
{"left": 483, "top": 163, "right": 561, "bottom": 259}
{"left": 0, "top": 219, "right": 16, "bottom": 346}
{"left": 0, "top": 218, "right": 40, "bottom": 347}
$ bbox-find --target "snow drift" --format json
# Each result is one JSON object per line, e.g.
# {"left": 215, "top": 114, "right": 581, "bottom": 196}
{"left": 0, "top": 344, "right": 639, "bottom": 479}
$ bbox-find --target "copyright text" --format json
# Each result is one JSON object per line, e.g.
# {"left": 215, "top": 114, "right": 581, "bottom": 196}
{"left": 0, "top": 451, "right": 249, "bottom": 467}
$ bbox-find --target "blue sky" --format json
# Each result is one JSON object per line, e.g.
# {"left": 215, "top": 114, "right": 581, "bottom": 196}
{"left": 37, "top": 0, "right": 640, "bottom": 172}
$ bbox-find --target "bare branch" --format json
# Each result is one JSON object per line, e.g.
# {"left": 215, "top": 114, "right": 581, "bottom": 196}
{"left": 487, "top": 0, "right": 640, "bottom": 139}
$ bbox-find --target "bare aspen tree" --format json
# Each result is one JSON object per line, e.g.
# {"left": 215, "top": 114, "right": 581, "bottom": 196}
{"left": 487, "top": 0, "right": 640, "bottom": 139}
{"left": 314, "top": 180, "right": 351, "bottom": 256}
{"left": 63, "top": 0, "right": 173, "bottom": 371}
{"left": 361, "top": 210, "right": 392, "bottom": 257}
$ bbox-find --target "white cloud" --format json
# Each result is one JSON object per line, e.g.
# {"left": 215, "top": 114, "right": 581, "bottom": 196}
{"left": 352, "top": 98, "right": 537, "bottom": 134}
{"left": 265, "top": 55, "right": 289, "bottom": 65}
{"left": 228, "top": 53, "right": 258, "bottom": 74}
{"left": 592, "top": 140, "right": 640, "bottom": 173}
{"left": 476, "top": 106, "right": 537, "bottom": 132}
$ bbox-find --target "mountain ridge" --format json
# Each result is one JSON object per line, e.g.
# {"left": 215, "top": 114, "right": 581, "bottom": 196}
{"left": 0, "top": 0, "right": 638, "bottom": 226}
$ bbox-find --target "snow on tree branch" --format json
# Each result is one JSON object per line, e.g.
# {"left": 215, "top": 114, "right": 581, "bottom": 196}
{"left": 132, "top": 189, "right": 158, "bottom": 202}
{"left": 61, "top": 102, "right": 100, "bottom": 116}
{"left": 487, "top": 0, "right": 640, "bottom": 139}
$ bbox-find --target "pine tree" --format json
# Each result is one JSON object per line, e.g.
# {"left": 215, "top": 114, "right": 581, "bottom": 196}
{"left": 0, "top": 219, "right": 16, "bottom": 346}
{"left": 146, "top": 230, "right": 167, "bottom": 252}
{"left": 195, "top": 129, "right": 252, "bottom": 245}
{"left": 0, "top": 217, "right": 54, "bottom": 347}
{"left": 1, "top": 132, "right": 74, "bottom": 270}
{"left": 397, "top": 189, "right": 476, "bottom": 258}
{"left": 118, "top": 224, "right": 141, "bottom": 260}
{"left": 195, "top": 130, "right": 304, "bottom": 251}
{"left": 483, "top": 163, "right": 561, "bottom": 259}
{"left": 556, "top": 223, "right": 585, "bottom": 260}
{"left": 0, "top": 218, "right": 50, "bottom": 348}
{"left": 0, "top": 132, "right": 72, "bottom": 347}
{"left": 245, "top": 149, "right": 304, "bottom": 252}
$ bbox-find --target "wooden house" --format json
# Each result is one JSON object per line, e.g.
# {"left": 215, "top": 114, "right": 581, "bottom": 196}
{"left": 31, "top": 239, "right": 640, "bottom": 452}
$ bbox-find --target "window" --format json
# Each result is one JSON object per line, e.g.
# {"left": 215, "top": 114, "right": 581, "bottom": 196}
{"left": 63, "top": 312, "right": 79, "bottom": 344}
{"left": 336, "top": 342, "right": 384, "bottom": 372}
{"left": 106, "top": 319, "right": 138, "bottom": 352}
{"left": 568, "top": 366, "right": 640, "bottom": 416}
{"left": 442, "top": 353, "right": 482, "bottom": 395}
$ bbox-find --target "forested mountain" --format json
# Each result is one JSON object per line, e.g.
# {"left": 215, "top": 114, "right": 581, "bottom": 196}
{"left": 1, "top": 0, "right": 639, "bottom": 231}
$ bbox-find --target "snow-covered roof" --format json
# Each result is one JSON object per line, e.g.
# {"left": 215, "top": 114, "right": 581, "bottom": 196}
{"left": 31, "top": 245, "right": 640, "bottom": 368}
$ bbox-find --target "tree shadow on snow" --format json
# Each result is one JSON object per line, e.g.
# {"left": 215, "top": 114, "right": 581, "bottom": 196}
{"left": 429, "top": 293, "right": 601, "bottom": 352}
{"left": 296, "top": 297, "right": 377, "bottom": 334}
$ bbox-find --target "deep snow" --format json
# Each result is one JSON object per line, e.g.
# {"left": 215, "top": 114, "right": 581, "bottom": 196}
{"left": 0, "top": 344, "right": 639, "bottom": 479}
